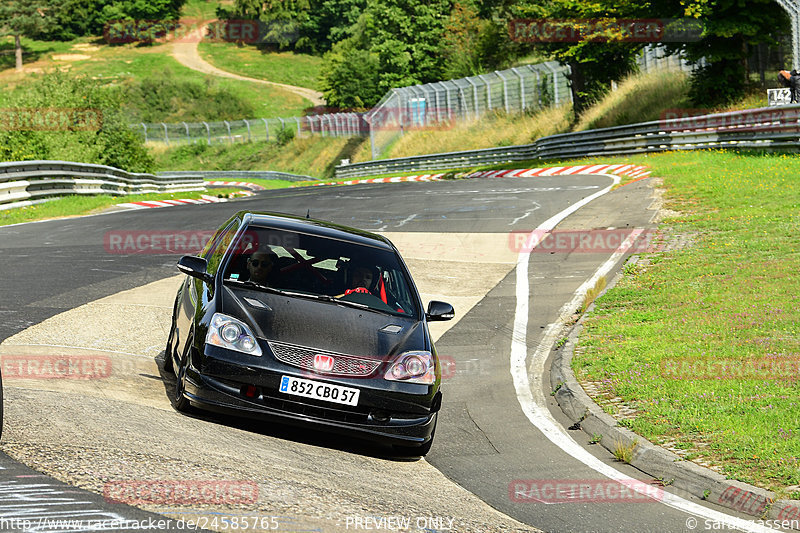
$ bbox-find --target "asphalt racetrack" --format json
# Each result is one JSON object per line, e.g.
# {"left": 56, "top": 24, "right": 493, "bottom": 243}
{"left": 0, "top": 175, "right": 768, "bottom": 533}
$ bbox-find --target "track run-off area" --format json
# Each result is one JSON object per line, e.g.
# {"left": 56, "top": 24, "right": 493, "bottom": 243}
{"left": 0, "top": 173, "right": 777, "bottom": 532}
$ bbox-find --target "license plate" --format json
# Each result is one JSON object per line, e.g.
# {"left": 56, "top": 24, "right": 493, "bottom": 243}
{"left": 279, "top": 376, "right": 360, "bottom": 406}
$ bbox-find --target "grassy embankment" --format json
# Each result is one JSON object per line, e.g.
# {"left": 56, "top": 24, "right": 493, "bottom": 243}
{"left": 0, "top": 36, "right": 310, "bottom": 119}
{"left": 198, "top": 42, "right": 323, "bottom": 91}
{"left": 150, "top": 68, "right": 771, "bottom": 179}
{"left": 568, "top": 150, "right": 800, "bottom": 496}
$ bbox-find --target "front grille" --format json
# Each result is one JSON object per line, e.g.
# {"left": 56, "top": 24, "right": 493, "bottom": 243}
{"left": 267, "top": 340, "right": 382, "bottom": 377}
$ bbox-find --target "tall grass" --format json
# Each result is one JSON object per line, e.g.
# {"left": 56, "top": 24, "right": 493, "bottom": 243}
{"left": 573, "top": 70, "right": 692, "bottom": 131}
{"left": 151, "top": 135, "right": 368, "bottom": 179}
{"left": 349, "top": 105, "right": 573, "bottom": 163}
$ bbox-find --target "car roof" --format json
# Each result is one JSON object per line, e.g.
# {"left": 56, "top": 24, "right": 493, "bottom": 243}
{"left": 238, "top": 211, "right": 395, "bottom": 251}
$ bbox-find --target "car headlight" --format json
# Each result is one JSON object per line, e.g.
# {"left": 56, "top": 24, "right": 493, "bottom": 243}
{"left": 206, "top": 313, "right": 262, "bottom": 356}
{"left": 384, "top": 351, "right": 435, "bottom": 384}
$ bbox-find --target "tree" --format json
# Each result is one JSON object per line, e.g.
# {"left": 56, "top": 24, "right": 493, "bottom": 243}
{"left": 320, "top": 0, "right": 452, "bottom": 107}
{"left": 320, "top": 40, "right": 382, "bottom": 108}
{"left": 231, "top": 0, "right": 311, "bottom": 49}
{"left": 657, "top": 0, "right": 789, "bottom": 106}
{"left": 442, "top": 2, "right": 489, "bottom": 78}
{"left": 0, "top": 1, "right": 55, "bottom": 71}
{"left": 299, "top": 0, "right": 366, "bottom": 53}
{"left": 48, "top": 0, "right": 187, "bottom": 41}
{"left": 509, "top": 0, "right": 647, "bottom": 115}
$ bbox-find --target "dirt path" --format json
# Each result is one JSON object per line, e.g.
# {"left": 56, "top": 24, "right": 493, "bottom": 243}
{"left": 171, "top": 32, "right": 325, "bottom": 107}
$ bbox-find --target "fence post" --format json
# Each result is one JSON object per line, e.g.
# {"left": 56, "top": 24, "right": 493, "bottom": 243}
{"left": 437, "top": 82, "right": 452, "bottom": 122}
{"left": 465, "top": 77, "right": 479, "bottom": 119}
{"left": 141, "top": 123, "right": 148, "bottom": 143}
{"left": 294, "top": 117, "right": 301, "bottom": 138}
{"left": 244, "top": 119, "right": 251, "bottom": 142}
{"left": 182, "top": 122, "right": 190, "bottom": 143}
{"left": 278, "top": 117, "right": 285, "bottom": 138}
{"left": 479, "top": 74, "right": 492, "bottom": 111}
{"left": 542, "top": 63, "right": 560, "bottom": 106}
{"left": 203, "top": 122, "right": 210, "bottom": 145}
{"left": 367, "top": 114, "right": 377, "bottom": 159}
{"left": 511, "top": 67, "right": 525, "bottom": 111}
{"left": 224, "top": 120, "right": 233, "bottom": 143}
{"left": 495, "top": 71, "right": 509, "bottom": 113}
{"left": 262, "top": 118, "right": 270, "bottom": 141}
{"left": 526, "top": 65, "right": 542, "bottom": 108}
{"left": 162, "top": 123, "right": 169, "bottom": 146}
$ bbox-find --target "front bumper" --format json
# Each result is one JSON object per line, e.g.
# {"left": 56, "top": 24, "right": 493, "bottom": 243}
{"left": 182, "top": 345, "right": 440, "bottom": 446}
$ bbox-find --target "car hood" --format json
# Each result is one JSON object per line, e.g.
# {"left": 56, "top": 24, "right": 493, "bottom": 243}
{"left": 222, "top": 286, "right": 428, "bottom": 358}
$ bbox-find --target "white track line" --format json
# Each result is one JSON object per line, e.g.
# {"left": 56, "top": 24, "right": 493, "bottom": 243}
{"left": 510, "top": 173, "right": 776, "bottom": 533}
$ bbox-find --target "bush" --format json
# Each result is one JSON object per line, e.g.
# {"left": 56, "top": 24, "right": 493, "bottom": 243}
{"left": 0, "top": 71, "right": 154, "bottom": 172}
{"left": 276, "top": 126, "right": 295, "bottom": 146}
{"left": 119, "top": 69, "right": 256, "bottom": 123}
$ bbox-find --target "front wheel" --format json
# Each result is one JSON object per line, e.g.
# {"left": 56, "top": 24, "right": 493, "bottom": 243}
{"left": 163, "top": 322, "right": 176, "bottom": 374}
{"left": 171, "top": 356, "right": 191, "bottom": 413}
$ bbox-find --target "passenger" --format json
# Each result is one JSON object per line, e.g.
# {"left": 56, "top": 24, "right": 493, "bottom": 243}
{"left": 340, "top": 266, "right": 376, "bottom": 296}
{"left": 247, "top": 249, "right": 278, "bottom": 284}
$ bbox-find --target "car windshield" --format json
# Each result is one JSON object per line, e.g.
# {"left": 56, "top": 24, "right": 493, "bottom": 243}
{"left": 223, "top": 226, "right": 418, "bottom": 318}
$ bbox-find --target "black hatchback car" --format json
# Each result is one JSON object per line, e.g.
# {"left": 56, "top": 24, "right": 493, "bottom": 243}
{"left": 165, "top": 211, "right": 454, "bottom": 455}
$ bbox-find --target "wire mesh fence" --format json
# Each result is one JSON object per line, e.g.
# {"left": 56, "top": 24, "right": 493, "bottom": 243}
{"left": 134, "top": 114, "right": 370, "bottom": 145}
{"left": 364, "top": 61, "right": 572, "bottom": 159}
{"left": 133, "top": 60, "right": 573, "bottom": 158}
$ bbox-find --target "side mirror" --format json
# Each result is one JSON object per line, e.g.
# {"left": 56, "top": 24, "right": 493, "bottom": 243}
{"left": 177, "top": 255, "right": 212, "bottom": 283}
{"left": 426, "top": 301, "right": 455, "bottom": 322}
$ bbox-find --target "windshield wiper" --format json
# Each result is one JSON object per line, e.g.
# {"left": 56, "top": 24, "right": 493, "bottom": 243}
{"left": 224, "top": 279, "right": 290, "bottom": 296}
{"left": 315, "top": 294, "right": 371, "bottom": 310}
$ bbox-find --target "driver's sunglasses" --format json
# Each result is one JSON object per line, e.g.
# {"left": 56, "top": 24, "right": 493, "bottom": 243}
{"left": 250, "top": 259, "right": 272, "bottom": 267}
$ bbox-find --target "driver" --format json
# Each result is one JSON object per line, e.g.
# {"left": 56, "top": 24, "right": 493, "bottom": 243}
{"left": 246, "top": 249, "right": 278, "bottom": 284}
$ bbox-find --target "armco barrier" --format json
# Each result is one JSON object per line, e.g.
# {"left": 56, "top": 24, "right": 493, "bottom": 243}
{"left": 0, "top": 161, "right": 204, "bottom": 211}
{"left": 334, "top": 104, "right": 800, "bottom": 179}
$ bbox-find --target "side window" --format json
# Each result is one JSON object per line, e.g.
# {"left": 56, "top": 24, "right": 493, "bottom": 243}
{"left": 204, "top": 221, "right": 241, "bottom": 276}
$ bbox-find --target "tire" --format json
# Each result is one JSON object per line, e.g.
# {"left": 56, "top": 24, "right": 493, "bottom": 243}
{"left": 171, "top": 355, "right": 191, "bottom": 413}
{"left": 163, "top": 322, "right": 176, "bottom": 374}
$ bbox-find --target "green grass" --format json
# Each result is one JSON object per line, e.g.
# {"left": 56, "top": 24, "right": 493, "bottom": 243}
{"left": 0, "top": 38, "right": 73, "bottom": 71}
{"left": 182, "top": 0, "right": 230, "bottom": 20}
{"left": 198, "top": 42, "right": 323, "bottom": 90}
{"left": 0, "top": 36, "right": 309, "bottom": 118}
{"left": 0, "top": 188, "right": 239, "bottom": 227}
{"left": 571, "top": 149, "right": 800, "bottom": 495}
{"left": 151, "top": 135, "right": 368, "bottom": 179}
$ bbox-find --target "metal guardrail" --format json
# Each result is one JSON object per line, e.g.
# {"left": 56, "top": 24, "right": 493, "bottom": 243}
{"left": 0, "top": 160, "right": 205, "bottom": 211}
{"left": 334, "top": 105, "right": 800, "bottom": 179}
{"left": 157, "top": 170, "right": 315, "bottom": 182}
